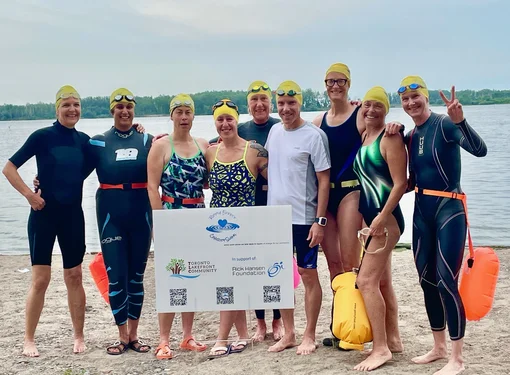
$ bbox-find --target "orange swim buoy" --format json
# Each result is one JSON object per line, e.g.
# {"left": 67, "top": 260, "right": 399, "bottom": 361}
{"left": 459, "top": 247, "right": 500, "bottom": 321}
{"left": 89, "top": 252, "right": 110, "bottom": 304}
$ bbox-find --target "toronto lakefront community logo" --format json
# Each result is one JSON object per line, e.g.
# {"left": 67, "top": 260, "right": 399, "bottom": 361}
{"left": 166, "top": 258, "right": 199, "bottom": 279}
{"left": 206, "top": 210, "right": 240, "bottom": 242}
{"left": 166, "top": 258, "right": 218, "bottom": 278}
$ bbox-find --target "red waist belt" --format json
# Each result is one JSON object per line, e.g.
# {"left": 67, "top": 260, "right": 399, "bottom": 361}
{"left": 99, "top": 183, "right": 148, "bottom": 190}
{"left": 161, "top": 195, "right": 204, "bottom": 205}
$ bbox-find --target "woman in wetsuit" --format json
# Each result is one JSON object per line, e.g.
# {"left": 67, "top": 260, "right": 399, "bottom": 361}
{"left": 400, "top": 76, "right": 487, "bottom": 375}
{"left": 87, "top": 88, "right": 153, "bottom": 355}
{"left": 205, "top": 99, "right": 269, "bottom": 359}
{"left": 147, "top": 94, "right": 209, "bottom": 359}
{"left": 352, "top": 87, "right": 407, "bottom": 372}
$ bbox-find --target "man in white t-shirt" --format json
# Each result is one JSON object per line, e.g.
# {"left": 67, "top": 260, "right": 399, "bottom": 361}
{"left": 265, "top": 80, "right": 331, "bottom": 355}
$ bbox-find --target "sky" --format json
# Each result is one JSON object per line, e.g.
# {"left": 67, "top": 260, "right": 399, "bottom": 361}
{"left": 0, "top": 0, "right": 509, "bottom": 105}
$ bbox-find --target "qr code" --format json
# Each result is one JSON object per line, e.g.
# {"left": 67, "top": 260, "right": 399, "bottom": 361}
{"left": 263, "top": 285, "right": 281, "bottom": 303}
{"left": 216, "top": 287, "right": 234, "bottom": 305}
{"left": 169, "top": 288, "right": 187, "bottom": 306}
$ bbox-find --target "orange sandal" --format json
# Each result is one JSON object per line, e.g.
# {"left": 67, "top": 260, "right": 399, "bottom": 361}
{"left": 154, "top": 343, "right": 173, "bottom": 360}
{"left": 180, "top": 336, "right": 207, "bottom": 352}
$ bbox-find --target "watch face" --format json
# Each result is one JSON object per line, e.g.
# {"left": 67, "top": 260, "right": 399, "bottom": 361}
{"left": 316, "top": 217, "right": 327, "bottom": 226}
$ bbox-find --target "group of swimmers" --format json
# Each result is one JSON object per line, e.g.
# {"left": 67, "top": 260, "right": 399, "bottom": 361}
{"left": 2, "top": 62, "right": 487, "bottom": 374}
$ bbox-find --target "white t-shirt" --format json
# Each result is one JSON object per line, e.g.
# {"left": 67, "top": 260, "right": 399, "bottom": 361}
{"left": 265, "top": 121, "right": 331, "bottom": 225}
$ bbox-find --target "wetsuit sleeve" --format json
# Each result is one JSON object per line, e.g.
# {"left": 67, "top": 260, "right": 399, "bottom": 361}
{"left": 310, "top": 130, "right": 331, "bottom": 172}
{"left": 441, "top": 117, "right": 487, "bottom": 157}
{"left": 8, "top": 130, "right": 42, "bottom": 168}
{"left": 209, "top": 136, "right": 219, "bottom": 144}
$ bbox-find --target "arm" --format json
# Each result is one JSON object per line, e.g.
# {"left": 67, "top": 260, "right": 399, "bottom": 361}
{"left": 307, "top": 169, "right": 330, "bottom": 248}
{"left": 3, "top": 161, "right": 45, "bottom": 210}
{"left": 249, "top": 141, "right": 269, "bottom": 180}
{"left": 147, "top": 140, "right": 167, "bottom": 210}
{"left": 311, "top": 112, "right": 324, "bottom": 127}
{"left": 442, "top": 118, "right": 487, "bottom": 157}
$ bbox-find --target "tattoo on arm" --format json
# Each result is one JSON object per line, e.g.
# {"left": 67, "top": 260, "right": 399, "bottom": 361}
{"left": 250, "top": 141, "right": 268, "bottom": 158}
{"left": 259, "top": 163, "right": 268, "bottom": 172}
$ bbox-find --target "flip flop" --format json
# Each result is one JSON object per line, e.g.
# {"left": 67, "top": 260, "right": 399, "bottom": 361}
{"left": 129, "top": 339, "right": 151, "bottom": 353}
{"left": 207, "top": 345, "right": 231, "bottom": 360}
{"left": 154, "top": 343, "right": 173, "bottom": 360}
{"left": 180, "top": 336, "right": 207, "bottom": 352}
{"left": 106, "top": 340, "right": 129, "bottom": 355}
{"left": 230, "top": 341, "right": 248, "bottom": 354}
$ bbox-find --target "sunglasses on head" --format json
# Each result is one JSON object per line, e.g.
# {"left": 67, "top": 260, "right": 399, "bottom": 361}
{"left": 275, "top": 89, "right": 301, "bottom": 97}
{"left": 397, "top": 83, "right": 423, "bottom": 94}
{"left": 249, "top": 84, "right": 270, "bottom": 94}
{"left": 325, "top": 78, "right": 348, "bottom": 87}
{"left": 212, "top": 100, "right": 239, "bottom": 114}
{"left": 113, "top": 94, "right": 136, "bottom": 103}
{"left": 58, "top": 92, "right": 81, "bottom": 100}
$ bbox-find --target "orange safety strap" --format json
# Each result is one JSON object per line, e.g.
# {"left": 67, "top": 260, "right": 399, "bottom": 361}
{"left": 161, "top": 195, "right": 205, "bottom": 205}
{"left": 99, "top": 183, "right": 148, "bottom": 189}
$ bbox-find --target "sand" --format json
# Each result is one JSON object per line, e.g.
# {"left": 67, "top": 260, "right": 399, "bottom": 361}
{"left": 0, "top": 249, "right": 508, "bottom": 375}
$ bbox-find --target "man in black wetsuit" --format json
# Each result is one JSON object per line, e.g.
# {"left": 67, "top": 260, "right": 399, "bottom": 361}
{"left": 210, "top": 80, "right": 283, "bottom": 342}
{"left": 400, "top": 76, "right": 487, "bottom": 375}
{"left": 87, "top": 88, "right": 153, "bottom": 355}
{"left": 3, "top": 85, "right": 89, "bottom": 357}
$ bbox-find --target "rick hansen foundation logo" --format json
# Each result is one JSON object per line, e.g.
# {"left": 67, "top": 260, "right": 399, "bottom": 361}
{"left": 206, "top": 210, "right": 240, "bottom": 243}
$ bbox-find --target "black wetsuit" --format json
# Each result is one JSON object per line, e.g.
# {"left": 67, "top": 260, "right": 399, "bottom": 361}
{"left": 406, "top": 112, "right": 487, "bottom": 340}
{"left": 320, "top": 108, "right": 362, "bottom": 215}
{"left": 87, "top": 127, "right": 154, "bottom": 326}
{"left": 8, "top": 120, "right": 89, "bottom": 269}
{"left": 210, "top": 117, "right": 282, "bottom": 321}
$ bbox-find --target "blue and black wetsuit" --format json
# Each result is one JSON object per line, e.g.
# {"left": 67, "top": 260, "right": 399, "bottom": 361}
{"left": 88, "top": 127, "right": 154, "bottom": 326}
{"left": 320, "top": 108, "right": 362, "bottom": 215}
{"left": 8, "top": 120, "right": 89, "bottom": 269}
{"left": 406, "top": 112, "right": 487, "bottom": 340}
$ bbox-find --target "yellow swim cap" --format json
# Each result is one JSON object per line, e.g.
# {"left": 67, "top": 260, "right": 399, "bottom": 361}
{"left": 55, "top": 85, "right": 80, "bottom": 111}
{"left": 110, "top": 88, "right": 136, "bottom": 111}
{"left": 212, "top": 99, "right": 239, "bottom": 121}
{"left": 247, "top": 80, "right": 272, "bottom": 102}
{"left": 398, "top": 76, "right": 429, "bottom": 99}
{"left": 170, "top": 93, "right": 195, "bottom": 115}
{"left": 362, "top": 86, "right": 390, "bottom": 114}
{"left": 325, "top": 63, "right": 351, "bottom": 82}
{"left": 275, "top": 80, "right": 303, "bottom": 105}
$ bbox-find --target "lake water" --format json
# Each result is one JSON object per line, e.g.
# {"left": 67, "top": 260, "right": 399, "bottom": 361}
{"left": 0, "top": 105, "right": 508, "bottom": 254}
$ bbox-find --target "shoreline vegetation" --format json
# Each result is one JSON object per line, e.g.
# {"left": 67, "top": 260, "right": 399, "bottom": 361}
{"left": 1, "top": 88, "right": 510, "bottom": 121}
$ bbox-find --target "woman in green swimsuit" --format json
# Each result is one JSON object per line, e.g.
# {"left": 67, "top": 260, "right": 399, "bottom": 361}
{"left": 352, "top": 86, "right": 407, "bottom": 372}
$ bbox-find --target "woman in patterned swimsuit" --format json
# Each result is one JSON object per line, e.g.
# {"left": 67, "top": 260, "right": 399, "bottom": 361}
{"left": 205, "top": 99, "right": 269, "bottom": 359}
{"left": 147, "top": 94, "right": 209, "bottom": 360}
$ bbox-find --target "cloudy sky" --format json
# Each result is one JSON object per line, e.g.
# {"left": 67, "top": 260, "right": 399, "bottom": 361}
{"left": 0, "top": 0, "right": 508, "bottom": 104}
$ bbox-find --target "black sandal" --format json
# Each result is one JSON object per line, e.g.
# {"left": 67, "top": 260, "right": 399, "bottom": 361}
{"left": 129, "top": 339, "right": 151, "bottom": 353}
{"left": 106, "top": 340, "right": 129, "bottom": 355}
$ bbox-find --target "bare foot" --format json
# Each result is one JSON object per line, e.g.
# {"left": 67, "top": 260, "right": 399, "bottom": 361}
{"left": 354, "top": 348, "right": 392, "bottom": 371}
{"left": 433, "top": 358, "right": 465, "bottom": 375}
{"left": 412, "top": 347, "right": 448, "bottom": 364}
{"left": 387, "top": 339, "right": 404, "bottom": 353}
{"left": 296, "top": 337, "right": 317, "bottom": 355}
{"left": 268, "top": 333, "right": 297, "bottom": 353}
{"left": 73, "top": 337, "right": 87, "bottom": 354}
{"left": 272, "top": 319, "right": 283, "bottom": 341}
{"left": 253, "top": 320, "right": 267, "bottom": 342}
{"left": 22, "top": 341, "right": 39, "bottom": 357}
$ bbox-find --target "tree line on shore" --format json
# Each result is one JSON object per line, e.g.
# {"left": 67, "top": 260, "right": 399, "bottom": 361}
{"left": 1, "top": 88, "right": 509, "bottom": 121}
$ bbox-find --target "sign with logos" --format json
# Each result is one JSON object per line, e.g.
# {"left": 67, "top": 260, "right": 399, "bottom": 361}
{"left": 153, "top": 206, "right": 294, "bottom": 312}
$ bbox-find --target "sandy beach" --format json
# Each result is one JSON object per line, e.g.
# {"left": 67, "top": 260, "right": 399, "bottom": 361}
{"left": 0, "top": 249, "right": 507, "bottom": 375}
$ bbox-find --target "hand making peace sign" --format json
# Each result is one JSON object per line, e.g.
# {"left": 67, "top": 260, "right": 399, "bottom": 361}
{"left": 439, "top": 86, "right": 465, "bottom": 124}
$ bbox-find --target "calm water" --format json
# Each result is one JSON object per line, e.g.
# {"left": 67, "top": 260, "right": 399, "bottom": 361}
{"left": 0, "top": 105, "right": 508, "bottom": 254}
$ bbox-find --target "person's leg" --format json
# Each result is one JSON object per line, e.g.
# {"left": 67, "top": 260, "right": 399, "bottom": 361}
{"left": 337, "top": 190, "right": 363, "bottom": 273}
{"left": 320, "top": 210, "right": 343, "bottom": 280}
{"left": 267, "top": 309, "right": 296, "bottom": 352}
{"left": 354, "top": 216, "right": 400, "bottom": 371}
{"left": 379, "top": 254, "right": 403, "bottom": 353}
{"left": 253, "top": 309, "right": 267, "bottom": 342}
{"left": 271, "top": 309, "right": 283, "bottom": 341}
{"left": 209, "top": 310, "right": 237, "bottom": 357}
{"left": 180, "top": 312, "right": 206, "bottom": 350}
{"left": 156, "top": 312, "right": 175, "bottom": 358}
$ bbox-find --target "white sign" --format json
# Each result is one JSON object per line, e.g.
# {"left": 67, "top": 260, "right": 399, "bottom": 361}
{"left": 153, "top": 205, "right": 295, "bottom": 313}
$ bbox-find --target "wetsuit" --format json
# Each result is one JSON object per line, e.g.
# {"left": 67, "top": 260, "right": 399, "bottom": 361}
{"left": 209, "top": 142, "right": 256, "bottom": 208}
{"left": 88, "top": 127, "right": 154, "bottom": 326}
{"left": 406, "top": 112, "right": 487, "bottom": 340}
{"left": 8, "top": 120, "right": 89, "bottom": 269}
{"left": 161, "top": 137, "right": 207, "bottom": 209}
{"left": 320, "top": 108, "right": 362, "bottom": 215}
{"left": 353, "top": 131, "right": 405, "bottom": 234}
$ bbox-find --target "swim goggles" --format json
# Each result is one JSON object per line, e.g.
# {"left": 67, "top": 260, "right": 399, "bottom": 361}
{"left": 324, "top": 78, "right": 348, "bottom": 87}
{"left": 249, "top": 84, "right": 270, "bottom": 94}
{"left": 275, "top": 89, "right": 301, "bottom": 97}
{"left": 357, "top": 227, "right": 389, "bottom": 255}
{"left": 212, "top": 100, "right": 239, "bottom": 113}
{"left": 397, "top": 83, "right": 424, "bottom": 94}
{"left": 57, "top": 92, "right": 81, "bottom": 100}
{"left": 172, "top": 100, "right": 193, "bottom": 106}
{"left": 113, "top": 94, "right": 137, "bottom": 103}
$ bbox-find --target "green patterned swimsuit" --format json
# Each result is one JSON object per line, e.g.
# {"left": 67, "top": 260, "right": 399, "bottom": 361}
{"left": 353, "top": 130, "right": 405, "bottom": 234}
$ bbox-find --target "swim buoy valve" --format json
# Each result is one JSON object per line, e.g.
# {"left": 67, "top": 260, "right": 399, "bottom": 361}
{"left": 467, "top": 258, "right": 474, "bottom": 268}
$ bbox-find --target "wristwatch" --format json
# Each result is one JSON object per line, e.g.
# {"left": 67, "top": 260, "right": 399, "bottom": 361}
{"left": 315, "top": 217, "right": 327, "bottom": 227}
